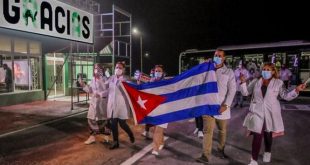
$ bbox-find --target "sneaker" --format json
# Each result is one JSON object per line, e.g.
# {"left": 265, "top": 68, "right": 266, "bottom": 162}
{"left": 218, "top": 149, "right": 228, "bottom": 159}
{"left": 248, "top": 158, "right": 258, "bottom": 165}
{"left": 151, "top": 150, "right": 159, "bottom": 156}
{"left": 103, "top": 135, "right": 109, "bottom": 143}
{"left": 198, "top": 131, "right": 204, "bottom": 138}
{"left": 193, "top": 128, "right": 199, "bottom": 135}
{"left": 159, "top": 144, "right": 164, "bottom": 150}
{"left": 141, "top": 131, "right": 151, "bottom": 138}
{"left": 109, "top": 141, "right": 119, "bottom": 150}
{"left": 196, "top": 155, "right": 209, "bottom": 164}
{"left": 141, "top": 131, "right": 148, "bottom": 137}
{"left": 84, "top": 135, "right": 95, "bottom": 145}
{"left": 263, "top": 152, "right": 271, "bottom": 162}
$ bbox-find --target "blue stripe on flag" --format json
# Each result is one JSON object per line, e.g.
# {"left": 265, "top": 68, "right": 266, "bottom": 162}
{"left": 139, "top": 104, "right": 220, "bottom": 125}
{"left": 128, "top": 62, "right": 215, "bottom": 90}
{"left": 161, "top": 81, "right": 218, "bottom": 103}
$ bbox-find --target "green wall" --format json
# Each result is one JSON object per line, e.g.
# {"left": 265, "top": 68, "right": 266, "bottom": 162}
{"left": 0, "top": 91, "right": 44, "bottom": 107}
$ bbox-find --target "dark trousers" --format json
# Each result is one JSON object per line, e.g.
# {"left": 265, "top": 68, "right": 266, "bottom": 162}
{"left": 251, "top": 124, "right": 273, "bottom": 160}
{"left": 195, "top": 116, "right": 203, "bottom": 131}
{"left": 111, "top": 118, "right": 134, "bottom": 143}
{"left": 283, "top": 80, "right": 289, "bottom": 89}
{"left": 145, "top": 124, "right": 154, "bottom": 132}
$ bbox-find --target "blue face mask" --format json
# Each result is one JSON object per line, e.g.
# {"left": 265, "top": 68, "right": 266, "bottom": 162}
{"left": 262, "top": 71, "right": 272, "bottom": 79}
{"left": 213, "top": 56, "right": 222, "bottom": 65}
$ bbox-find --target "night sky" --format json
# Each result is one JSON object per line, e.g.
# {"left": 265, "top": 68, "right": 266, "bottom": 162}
{"left": 97, "top": 0, "right": 309, "bottom": 75}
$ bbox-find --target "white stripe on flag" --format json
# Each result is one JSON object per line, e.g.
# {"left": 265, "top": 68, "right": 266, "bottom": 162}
{"left": 148, "top": 93, "right": 219, "bottom": 117}
{"left": 141, "top": 71, "right": 216, "bottom": 95}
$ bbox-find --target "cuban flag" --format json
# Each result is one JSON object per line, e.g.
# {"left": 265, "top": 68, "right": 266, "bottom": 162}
{"left": 121, "top": 62, "right": 220, "bottom": 125}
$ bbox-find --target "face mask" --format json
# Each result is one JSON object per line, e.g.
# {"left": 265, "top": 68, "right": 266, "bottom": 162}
{"left": 115, "top": 68, "right": 123, "bottom": 76}
{"left": 154, "top": 72, "right": 163, "bottom": 78}
{"left": 213, "top": 56, "right": 222, "bottom": 65}
{"left": 262, "top": 71, "right": 272, "bottom": 79}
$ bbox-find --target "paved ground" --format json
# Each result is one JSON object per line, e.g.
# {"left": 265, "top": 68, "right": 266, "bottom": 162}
{"left": 0, "top": 100, "right": 87, "bottom": 135}
{"left": 0, "top": 99, "right": 309, "bottom": 165}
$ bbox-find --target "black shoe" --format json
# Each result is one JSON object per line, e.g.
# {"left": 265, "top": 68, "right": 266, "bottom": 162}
{"left": 196, "top": 155, "right": 209, "bottom": 164}
{"left": 130, "top": 136, "right": 135, "bottom": 143}
{"left": 218, "top": 149, "right": 228, "bottom": 159}
{"left": 109, "top": 142, "right": 119, "bottom": 150}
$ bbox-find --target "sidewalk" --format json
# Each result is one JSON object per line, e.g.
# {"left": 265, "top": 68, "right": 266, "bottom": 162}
{"left": 0, "top": 100, "right": 88, "bottom": 135}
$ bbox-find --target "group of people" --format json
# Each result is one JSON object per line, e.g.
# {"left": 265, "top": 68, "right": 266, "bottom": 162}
{"left": 80, "top": 62, "right": 134, "bottom": 149}
{"left": 82, "top": 49, "right": 307, "bottom": 165}
{"left": 80, "top": 62, "right": 168, "bottom": 154}
{"left": 195, "top": 49, "right": 306, "bottom": 165}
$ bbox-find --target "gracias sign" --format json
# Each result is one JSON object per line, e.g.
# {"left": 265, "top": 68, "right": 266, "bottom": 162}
{"left": 0, "top": 0, "right": 93, "bottom": 44}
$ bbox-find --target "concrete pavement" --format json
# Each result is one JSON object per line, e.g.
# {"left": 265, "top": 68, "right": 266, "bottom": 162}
{"left": 0, "top": 99, "right": 309, "bottom": 165}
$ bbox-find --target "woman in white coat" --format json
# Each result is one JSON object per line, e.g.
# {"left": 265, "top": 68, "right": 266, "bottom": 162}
{"left": 80, "top": 64, "right": 109, "bottom": 145}
{"left": 240, "top": 63, "right": 306, "bottom": 165}
{"left": 107, "top": 61, "right": 134, "bottom": 149}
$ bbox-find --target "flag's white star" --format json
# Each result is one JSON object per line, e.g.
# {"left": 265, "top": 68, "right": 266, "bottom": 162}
{"left": 137, "top": 96, "right": 148, "bottom": 110}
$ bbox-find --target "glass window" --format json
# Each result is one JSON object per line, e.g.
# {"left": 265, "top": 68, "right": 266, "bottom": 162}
{"left": 30, "top": 57, "right": 41, "bottom": 90}
{"left": 14, "top": 56, "right": 29, "bottom": 91}
{"left": 0, "top": 36, "right": 12, "bottom": 52}
{"left": 29, "top": 42, "right": 41, "bottom": 54}
{"left": 0, "top": 55, "right": 13, "bottom": 93}
{"left": 14, "top": 40, "right": 28, "bottom": 54}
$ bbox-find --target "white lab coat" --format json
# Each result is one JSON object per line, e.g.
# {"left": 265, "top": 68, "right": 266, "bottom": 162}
{"left": 234, "top": 68, "right": 250, "bottom": 91}
{"left": 240, "top": 78, "right": 298, "bottom": 133}
{"left": 213, "top": 65, "right": 237, "bottom": 120}
{"left": 106, "top": 75, "right": 131, "bottom": 119}
{"left": 83, "top": 77, "right": 109, "bottom": 121}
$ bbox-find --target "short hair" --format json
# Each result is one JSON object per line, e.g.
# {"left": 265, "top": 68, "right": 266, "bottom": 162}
{"left": 116, "top": 61, "right": 126, "bottom": 68}
{"left": 215, "top": 48, "right": 225, "bottom": 55}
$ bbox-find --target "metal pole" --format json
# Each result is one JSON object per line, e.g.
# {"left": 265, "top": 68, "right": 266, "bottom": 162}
{"left": 140, "top": 36, "right": 143, "bottom": 72}
{"left": 70, "top": 42, "right": 73, "bottom": 111}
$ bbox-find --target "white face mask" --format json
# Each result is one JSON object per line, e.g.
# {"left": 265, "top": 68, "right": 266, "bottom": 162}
{"left": 154, "top": 72, "right": 163, "bottom": 78}
{"left": 115, "top": 68, "right": 123, "bottom": 76}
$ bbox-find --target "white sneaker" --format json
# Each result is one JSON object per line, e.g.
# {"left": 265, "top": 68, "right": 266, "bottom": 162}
{"left": 151, "top": 150, "right": 159, "bottom": 156}
{"left": 248, "top": 158, "right": 258, "bottom": 165}
{"left": 141, "top": 131, "right": 150, "bottom": 138}
{"left": 84, "top": 135, "right": 95, "bottom": 145}
{"left": 193, "top": 128, "right": 199, "bottom": 135}
{"left": 263, "top": 152, "right": 271, "bottom": 162}
{"left": 198, "top": 131, "right": 204, "bottom": 138}
{"left": 159, "top": 144, "right": 164, "bottom": 150}
{"left": 103, "top": 135, "right": 109, "bottom": 143}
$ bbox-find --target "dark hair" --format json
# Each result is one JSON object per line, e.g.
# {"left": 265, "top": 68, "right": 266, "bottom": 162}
{"left": 116, "top": 61, "right": 126, "bottom": 68}
{"left": 215, "top": 48, "right": 225, "bottom": 55}
{"left": 155, "top": 64, "right": 164, "bottom": 70}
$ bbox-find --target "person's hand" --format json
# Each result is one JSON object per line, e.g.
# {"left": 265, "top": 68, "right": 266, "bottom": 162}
{"left": 240, "top": 74, "right": 246, "bottom": 83}
{"left": 295, "top": 83, "right": 306, "bottom": 93}
{"left": 219, "top": 105, "right": 228, "bottom": 114}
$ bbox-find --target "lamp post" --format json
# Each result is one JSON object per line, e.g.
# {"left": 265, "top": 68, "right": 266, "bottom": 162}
{"left": 133, "top": 28, "right": 143, "bottom": 72}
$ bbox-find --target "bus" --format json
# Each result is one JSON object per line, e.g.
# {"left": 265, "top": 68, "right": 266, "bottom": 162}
{"left": 179, "top": 40, "right": 310, "bottom": 95}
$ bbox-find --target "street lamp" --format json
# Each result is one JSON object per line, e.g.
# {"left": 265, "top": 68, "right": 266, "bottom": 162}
{"left": 132, "top": 27, "right": 143, "bottom": 72}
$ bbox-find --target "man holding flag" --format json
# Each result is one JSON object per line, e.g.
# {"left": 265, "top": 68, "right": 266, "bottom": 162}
{"left": 121, "top": 54, "right": 226, "bottom": 154}
{"left": 197, "top": 49, "right": 236, "bottom": 163}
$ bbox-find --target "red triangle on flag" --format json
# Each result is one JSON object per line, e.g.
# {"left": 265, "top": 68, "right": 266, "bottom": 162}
{"left": 122, "top": 82, "right": 166, "bottom": 124}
